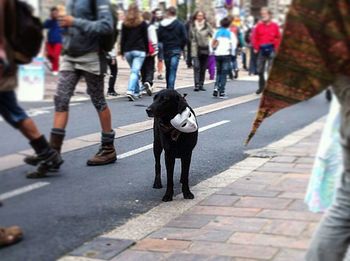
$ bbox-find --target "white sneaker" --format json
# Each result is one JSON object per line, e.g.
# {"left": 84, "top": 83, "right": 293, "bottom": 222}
{"left": 52, "top": 71, "right": 59, "bottom": 76}
{"left": 126, "top": 91, "right": 135, "bottom": 101}
{"left": 143, "top": 82, "right": 152, "bottom": 96}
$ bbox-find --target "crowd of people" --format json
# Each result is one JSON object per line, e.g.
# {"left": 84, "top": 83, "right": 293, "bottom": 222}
{"left": 0, "top": 0, "right": 283, "bottom": 249}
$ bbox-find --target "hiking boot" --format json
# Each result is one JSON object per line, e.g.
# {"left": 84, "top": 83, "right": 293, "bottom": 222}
{"left": 26, "top": 150, "right": 63, "bottom": 179}
{"left": 213, "top": 88, "right": 218, "bottom": 97}
{"left": 86, "top": 144, "right": 117, "bottom": 166}
{"left": 0, "top": 226, "right": 23, "bottom": 247}
{"left": 143, "top": 82, "right": 152, "bottom": 96}
{"left": 24, "top": 131, "right": 64, "bottom": 172}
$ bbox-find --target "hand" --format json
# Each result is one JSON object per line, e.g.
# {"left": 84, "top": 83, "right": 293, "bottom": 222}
{"left": 254, "top": 49, "right": 259, "bottom": 54}
{"left": 58, "top": 15, "right": 74, "bottom": 28}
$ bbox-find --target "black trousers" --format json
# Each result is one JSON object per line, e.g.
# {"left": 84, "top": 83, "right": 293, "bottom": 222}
{"left": 257, "top": 51, "right": 274, "bottom": 92}
{"left": 193, "top": 54, "right": 209, "bottom": 88}
{"left": 141, "top": 56, "right": 155, "bottom": 86}
{"left": 107, "top": 58, "right": 118, "bottom": 92}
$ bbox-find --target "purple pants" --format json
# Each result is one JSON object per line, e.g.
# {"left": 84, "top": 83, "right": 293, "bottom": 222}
{"left": 207, "top": 55, "right": 216, "bottom": 80}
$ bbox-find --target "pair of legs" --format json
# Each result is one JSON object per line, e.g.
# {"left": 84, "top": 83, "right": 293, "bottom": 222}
{"left": 157, "top": 43, "right": 164, "bottom": 79}
{"left": 214, "top": 55, "right": 231, "bottom": 96}
{"left": 164, "top": 50, "right": 181, "bottom": 90}
{"left": 207, "top": 55, "right": 216, "bottom": 80}
{"left": 107, "top": 57, "right": 118, "bottom": 95}
{"left": 141, "top": 55, "right": 155, "bottom": 87}
{"left": 228, "top": 55, "right": 239, "bottom": 79}
{"left": 249, "top": 46, "right": 258, "bottom": 75}
{"left": 307, "top": 76, "right": 350, "bottom": 261}
{"left": 256, "top": 51, "right": 274, "bottom": 94}
{"left": 124, "top": 50, "right": 146, "bottom": 97}
{"left": 46, "top": 43, "right": 62, "bottom": 73}
{"left": 193, "top": 54, "right": 209, "bottom": 91}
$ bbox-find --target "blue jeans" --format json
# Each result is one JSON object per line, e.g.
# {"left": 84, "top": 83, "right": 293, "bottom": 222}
{"left": 125, "top": 51, "right": 146, "bottom": 94}
{"left": 164, "top": 49, "right": 181, "bottom": 90}
{"left": 215, "top": 55, "right": 231, "bottom": 94}
{"left": 0, "top": 91, "right": 28, "bottom": 128}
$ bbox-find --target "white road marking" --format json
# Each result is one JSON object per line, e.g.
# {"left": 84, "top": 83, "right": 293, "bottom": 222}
{"left": 0, "top": 182, "right": 50, "bottom": 201}
{"left": 118, "top": 120, "right": 230, "bottom": 160}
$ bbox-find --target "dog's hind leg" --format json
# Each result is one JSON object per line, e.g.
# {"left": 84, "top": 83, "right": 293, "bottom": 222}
{"left": 181, "top": 154, "right": 195, "bottom": 200}
{"left": 153, "top": 139, "right": 163, "bottom": 189}
{"left": 162, "top": 153, "right": 175, "bottom": 202}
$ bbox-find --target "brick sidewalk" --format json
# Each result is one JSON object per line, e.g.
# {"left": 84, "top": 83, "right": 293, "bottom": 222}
{"left": 107, "top": 127, "right": 323, "bottom": 260}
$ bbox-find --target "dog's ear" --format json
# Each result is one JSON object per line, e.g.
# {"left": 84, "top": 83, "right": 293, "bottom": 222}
{"left": 183, "top": 93, "right": 188, "bottom": 99}
{"left": 177, "top": 95, "right": 188, "bottom": 113}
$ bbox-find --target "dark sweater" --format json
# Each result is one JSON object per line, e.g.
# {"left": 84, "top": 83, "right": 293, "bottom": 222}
{"left": 120, "top": 21, "right": 148, "bottom": 55}
{"left": 158, "top": 19, "right": 187, "bottom": 52}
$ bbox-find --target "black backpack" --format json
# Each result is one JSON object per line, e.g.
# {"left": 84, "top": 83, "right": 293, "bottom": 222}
{"left": 91, "top": 0, "right": 118, "bottom": 53}
{"left": 7, "top": 1, "right": 43, "bottom": 64}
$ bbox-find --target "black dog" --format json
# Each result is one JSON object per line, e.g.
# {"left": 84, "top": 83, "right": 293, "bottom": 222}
{"left": 146, "top": 90, "right": 198, "bottom": 202}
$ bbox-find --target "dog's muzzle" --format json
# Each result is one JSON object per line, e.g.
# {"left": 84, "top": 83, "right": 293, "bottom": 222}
{"left": 146, "top": 107, "right": 154, "bottom": 117}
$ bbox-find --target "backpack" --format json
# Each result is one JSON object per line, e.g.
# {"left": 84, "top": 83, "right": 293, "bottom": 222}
{"left": 91, "top": 0, "right": 118, "bottom": 53}
{"left": 7, "top": 1, "right": 43, "bottom": 64}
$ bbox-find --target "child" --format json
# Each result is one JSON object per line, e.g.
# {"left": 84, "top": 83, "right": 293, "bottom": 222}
{"left": 212, "top": 17, "right": 237, "bottom": 98}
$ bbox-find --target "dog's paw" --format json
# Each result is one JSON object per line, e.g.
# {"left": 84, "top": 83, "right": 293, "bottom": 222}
{"left": 153, "top": 182, "right": 163, "bottom": 189}
{"left": 162, "top": 194, "right": 173, "bottom": 202}
{"left": 183, "top": 190, "right": 195, "bottom": 200}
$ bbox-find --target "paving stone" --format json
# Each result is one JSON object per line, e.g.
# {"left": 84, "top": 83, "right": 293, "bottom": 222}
{"left": 268, "top": 177, "right": 309, "bottom": 192}
{"left": 226, "top": 182, "right": 267, "bottom": 191}
{"left": 149, "top": 227, "right": 233, "bottom": 242}
{"left": 217, "top": 187, "right": 280, "bottom": 198}
{"left": 257, "top": 210, "right": 322, "bottom": 222}
{"left": 167, "top": 252, "right": 232, "bottom": 261}
{"left": 199, "top": 195, "right": 240, "bottom": 207}
{"left": 235, "top": 197, "right": 292, "bottom": 210}
{"left": 272, "top": 249, "right": 306, "bottom": 261}
{"left": 287, "top": 200, "right": 309, "bottom": 211}
{"left": 132, "top": 238, "right": 190, "bottom": 252}
{"left": 296, "top": 157, "right": 315, "bottom": 164}
{"left": 203, "top": 216, "right": 268, "bottom": 233}
{"left": 166, "top": 215, "right": 216, "bottom": 229}
{"left": 189, "top": 241, "right": 278, "bottom": 260}
{"left": 189, "top": 206, "right": 261, "bottom": 217}
{"left": 111, "top": 250, "right": 165, "bottom": 261}
{"left": 261, "top": 219, "right": 309, "bottom": 237}
{"left": 270, "top": 156, "right": 297, "bottom": 163}
{"left": 301, "top": 223, "right": 318, "bottom": 238}
{"left": 278, "top": 192, "right": 305, "bottom": 200}
{"left": 229, "top": 232, "right": 310, "bottom": 250}
{"left": 69, "top": 237, "right": 135, "bottom": 260}
{"left": 237, "top": 172, "right": 283, "bottom": 186}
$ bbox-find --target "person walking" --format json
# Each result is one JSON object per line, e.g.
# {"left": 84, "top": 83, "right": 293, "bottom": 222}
{"left": 152, "top": 9, "right": 164, "bottom": 80}
{"left": 252, "top": 7, "right": 281, "bottom": 94}
{"left": 120, "top": 4, "right": 148, "bottom": 101}
{"left": 158, "top": 6, "right": 187, "bottom": 90}
{"left": 44, "top": 6, "right": 63, "bottom": 76}
{"left": 212, "top": 17, "right": 237, "bottom": 99}
{"left": 140, "top": 11, "right": 158, "bottom": 96}
{"left": 0, "top": 0, "right": 63, "bottom": 246}
{"left": 25, "top": 0, "right": 118, "bottom": 173}
{"left": 189, "top": 10, "right": 213, "bottom": 92}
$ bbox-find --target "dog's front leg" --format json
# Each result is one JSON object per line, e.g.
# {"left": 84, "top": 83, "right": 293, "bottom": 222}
{"left": 163, "top": 152, "right": 175, "bottom": 202}
{"left": 153, "top": 139, "right": 163, "bottom": 189}
{"left": 181, "top": 154, "right": 194, "bottom": 199}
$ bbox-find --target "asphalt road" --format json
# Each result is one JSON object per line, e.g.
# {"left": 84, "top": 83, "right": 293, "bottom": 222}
{"left": 0, "top": 79, "right": 328, "bottom": 261}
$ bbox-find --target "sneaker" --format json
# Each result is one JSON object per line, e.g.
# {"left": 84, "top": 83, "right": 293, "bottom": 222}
{"left": 143, "top": 82, "right": 152, "bottom": 96}
{"left": 194, "top": 86, "right": 200, "bottom": 92}
{"left": 157, "top": 74, "right": 164, "bottom": 80}
{"left": 52, "top": 71, "right": 59, "bottom": 76}
{"left": 213, "top": 88, "right": 218, "bottom": 97}
{"left": 234, "top": 69, "right": 239, "bottom": 79}
{"left": 199, "top": 86, "right": 206, "bottom": 91}
{"left": 86, "top": 144, "right": 117, "bottom": 166}
{"left": 219, "top": 93, "right": 228, "bottom": 99}
{"left": 107, "top": 91, "right": 118, "bottom": 97}
{"left": 126, "top": 91, "right": 136, "bottom": 101}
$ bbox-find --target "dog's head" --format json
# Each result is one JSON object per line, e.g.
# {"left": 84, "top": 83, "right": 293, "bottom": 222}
{"left": 146, "top": 90, "right": 188, "bottom": 120}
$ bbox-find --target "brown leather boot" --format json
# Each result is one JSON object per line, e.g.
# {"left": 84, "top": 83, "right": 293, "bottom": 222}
{"left": 0, "top": 226, "right": 23, "bottom": 247}
{"left": 86, "top": 144, "right": 117, "bottom": 166}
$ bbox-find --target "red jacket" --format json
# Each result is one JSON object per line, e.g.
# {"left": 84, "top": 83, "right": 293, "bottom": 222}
{"left": 252, "top": 21, "right": 281, "bottom": 52}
